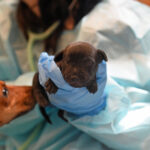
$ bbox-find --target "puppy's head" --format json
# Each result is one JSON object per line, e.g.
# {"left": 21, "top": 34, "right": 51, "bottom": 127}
{"left": 55, "top": 42, "right": 107, "bottom": 87}
{"left": 0, "top": 81, "right": 35, "bottom": 126}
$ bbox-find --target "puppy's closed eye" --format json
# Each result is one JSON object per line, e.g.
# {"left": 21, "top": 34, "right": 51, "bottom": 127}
{"left": 83, "top": 58, "right": 95, "bottom": 67}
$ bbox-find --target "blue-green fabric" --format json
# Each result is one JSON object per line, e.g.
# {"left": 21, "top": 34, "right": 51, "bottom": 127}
{"left": 0, "top": 105, "right": 106, "bottom": 150}
{"left": 0, "top": 73, "right": 108, "bottom": 150}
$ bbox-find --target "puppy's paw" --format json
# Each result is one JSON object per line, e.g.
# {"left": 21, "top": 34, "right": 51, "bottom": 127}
{"left": 45, "top": 79, "right": 58, "bottom": 94}
{"left": 87, "top": 82, "right": 98, "bottom": 94}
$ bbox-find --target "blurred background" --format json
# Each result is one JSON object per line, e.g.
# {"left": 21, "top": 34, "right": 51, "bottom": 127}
{"left": 0, "top": 0, "right": 103, "bottom": 80}
{"left": 0, "top": 0, "right": 149, "bottom": 81}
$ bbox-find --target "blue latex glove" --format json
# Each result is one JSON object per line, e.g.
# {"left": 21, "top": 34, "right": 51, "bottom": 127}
{"left": 38, "top": 52, "right": 107, "bottom": 116}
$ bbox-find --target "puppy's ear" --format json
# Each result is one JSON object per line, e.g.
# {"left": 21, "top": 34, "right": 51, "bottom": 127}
{"left": 54, "top": 50, "right": 64, "bottom": 62}
{"left": 96, "top": 49, "right": 108, "bottom": 63}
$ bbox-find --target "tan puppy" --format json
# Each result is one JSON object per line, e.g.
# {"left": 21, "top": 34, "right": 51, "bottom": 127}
{"left": 0, "top": 81, "right": 35, "bottom": 126}
{"left": 0, "top": 79, "right": 66, "bottom": 126}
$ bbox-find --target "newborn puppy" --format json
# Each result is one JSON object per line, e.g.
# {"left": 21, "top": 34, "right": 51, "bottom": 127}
{"left": 44, "top": 41, "right": 107, "bottom": 99}
{"left": 0, "top": 79, "right": 66, "bottom": 126}
{"left": 33, "top": 41, "right": 107, "bottom": 121}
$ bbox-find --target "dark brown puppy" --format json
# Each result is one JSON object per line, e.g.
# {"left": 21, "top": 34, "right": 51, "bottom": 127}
{"left": 34, "top": 42, "right": 107, "bottom": 108}
{"left": 16, "top": 0, "right": 102, "bottom": 53}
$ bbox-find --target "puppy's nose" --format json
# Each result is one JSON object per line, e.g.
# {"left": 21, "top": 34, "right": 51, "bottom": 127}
{"left": 73, "top": 68, "right": 78, "bottom": 74}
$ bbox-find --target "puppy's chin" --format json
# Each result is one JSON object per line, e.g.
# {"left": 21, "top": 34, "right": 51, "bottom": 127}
{"left": 68, "top": 82, "right": 85, "bottom": 88}
{"left": 62, "top": 72, "right": 92, "bottom": 88}
{"left": 64, "top": 78, "right": 89, "bottom": 88}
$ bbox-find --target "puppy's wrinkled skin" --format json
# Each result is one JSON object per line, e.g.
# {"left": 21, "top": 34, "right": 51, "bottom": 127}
{"left": 0, "top": 81, "right": 35, "bottom": 126}
{"left": 45, "top": 42, "right": 108, "bottom": 94}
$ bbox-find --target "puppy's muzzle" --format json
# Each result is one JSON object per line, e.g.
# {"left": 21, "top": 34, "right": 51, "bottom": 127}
{"left": 65, "top": 73, "right": 89, "bottom": 87}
